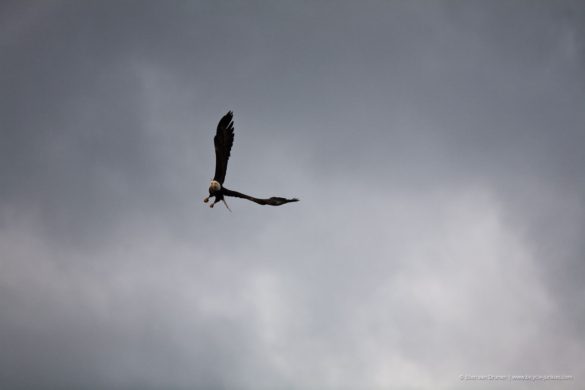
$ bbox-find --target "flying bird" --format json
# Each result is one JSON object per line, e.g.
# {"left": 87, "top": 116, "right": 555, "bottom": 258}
{"left": 204, "top": 111, "right": 299, "bottom": 210}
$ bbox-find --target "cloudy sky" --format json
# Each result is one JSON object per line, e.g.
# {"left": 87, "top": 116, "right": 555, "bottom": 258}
{"left": 1, "top": 1, "right": 584, "bottom": 389}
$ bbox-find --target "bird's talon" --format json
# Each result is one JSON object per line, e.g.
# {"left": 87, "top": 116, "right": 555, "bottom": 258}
{"left": 203, "top": 197, "right": 209, "bottom": 203}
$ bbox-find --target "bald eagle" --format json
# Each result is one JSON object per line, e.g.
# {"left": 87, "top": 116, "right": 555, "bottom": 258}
{"left": 203, "top": 111, "right": 299, "bottom": 210}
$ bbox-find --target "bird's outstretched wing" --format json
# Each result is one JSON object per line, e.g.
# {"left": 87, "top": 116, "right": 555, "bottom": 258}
{"left": 223, "top": 188, "right": 299, "bottom": 206}
{"left": 213, "top": 111, "right": 235, "bottom": 184}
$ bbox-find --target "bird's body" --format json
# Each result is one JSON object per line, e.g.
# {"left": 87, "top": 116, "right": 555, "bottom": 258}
{"left": 204, "top": 111, "right": 298, "bottom": 210}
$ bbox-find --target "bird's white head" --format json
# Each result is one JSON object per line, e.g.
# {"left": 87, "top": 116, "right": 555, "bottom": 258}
{"left": 209, "top": 180, "right": 221, "bottom": 193}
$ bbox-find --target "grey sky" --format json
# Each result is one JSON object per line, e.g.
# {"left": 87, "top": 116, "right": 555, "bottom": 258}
{"left": 1, "top": 1, "right": 584, "bottom": 389}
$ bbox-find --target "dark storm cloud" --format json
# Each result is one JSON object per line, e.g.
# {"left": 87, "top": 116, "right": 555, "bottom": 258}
{"left": 1, "top": 1, "right": 584, "bottom": 389}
